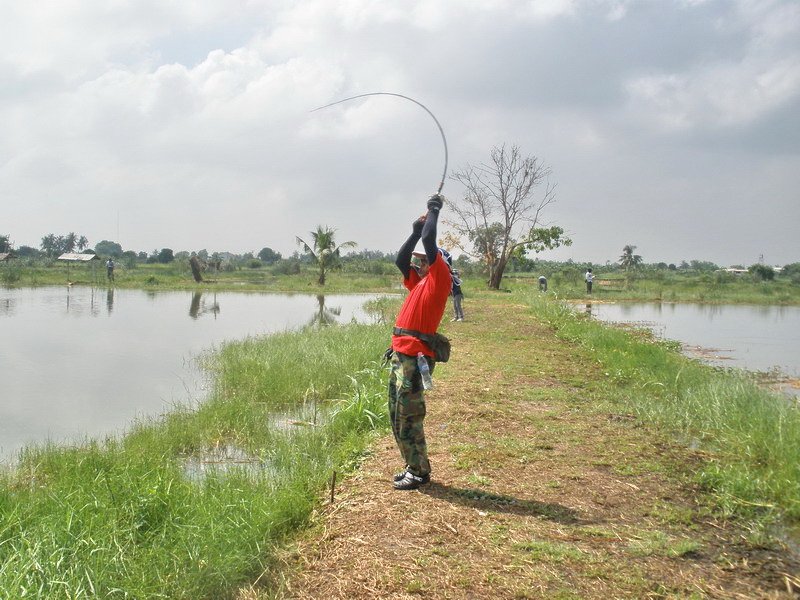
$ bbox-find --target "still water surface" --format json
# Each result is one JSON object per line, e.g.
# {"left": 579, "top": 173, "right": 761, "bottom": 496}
{"left": 581, "top": 301, "right": 800, "bottom": 390}
{"left": 0, "top": 286, "right": 383, "bottom": 457}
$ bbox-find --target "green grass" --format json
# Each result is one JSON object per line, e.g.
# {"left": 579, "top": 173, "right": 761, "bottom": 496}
{"left": 501, "top": 271, "right": 800, "bottom": 305}
{"left": 522, "top": 291, "right": 800, "bottom": 524}
{"left": 5, "top": 259, "right": 799, "bottom": 304}
{"left": 0, "top": 322, "right": 391, "bottom": 599}
{"left": 1, "top": 261, "right": 398, "bottom": 292}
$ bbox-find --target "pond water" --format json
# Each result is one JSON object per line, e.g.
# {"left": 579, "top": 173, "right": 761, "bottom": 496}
{"left": 579, "top": 301, "right": 800, "bottom": 395}
{"left": 0, "top": 286, "right": 384, "bottom": 457}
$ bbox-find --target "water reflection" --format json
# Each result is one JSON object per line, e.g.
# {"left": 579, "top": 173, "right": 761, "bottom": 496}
{"left": 189, "top": 291, "right": 221, "bottom": 320}
{"left": 0, "top": 287, "right": 384, "bottom": 458}
{"left": 0, "top": 296, "right": 15, "bottom": 316}
{"left": 63, "top": 286, "right": 106, "bottom": 317}
{"left": 309, "top": 295, "right": 341, "bottom": 327}
{"left": 581, "top": 301, "right": 800, "bottom": 395}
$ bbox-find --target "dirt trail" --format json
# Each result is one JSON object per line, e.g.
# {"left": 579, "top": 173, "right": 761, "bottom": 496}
{"left": 271, "top": 298, "right": 798, "bottom": 599}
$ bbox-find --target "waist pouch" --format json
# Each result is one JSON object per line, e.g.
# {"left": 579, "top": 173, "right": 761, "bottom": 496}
{"left": 393, "top": 327, "right": 451, "bottom": 363}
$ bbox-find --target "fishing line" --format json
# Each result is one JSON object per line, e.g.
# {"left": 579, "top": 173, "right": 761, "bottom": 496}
{"left": 310, "top": 92, "right": 449, "bottom": 194}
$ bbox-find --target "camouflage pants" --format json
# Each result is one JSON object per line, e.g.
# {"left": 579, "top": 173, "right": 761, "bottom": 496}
{"left": 388, "top": 351, "right": 435, "bottom": 477}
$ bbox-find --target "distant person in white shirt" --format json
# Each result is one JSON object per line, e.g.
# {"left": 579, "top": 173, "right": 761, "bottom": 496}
{"left": 585, "top": 268, "right": 593, "bottom": 294}
{"left": 538, "top": 275, "right": 547, "bottom": 292}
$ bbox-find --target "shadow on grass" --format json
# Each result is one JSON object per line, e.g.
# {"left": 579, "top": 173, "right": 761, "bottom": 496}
{"left": 421, "top": 482, "right": 580, "bottom": 524}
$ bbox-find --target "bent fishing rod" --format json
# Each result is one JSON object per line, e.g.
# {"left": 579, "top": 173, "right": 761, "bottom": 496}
{"left": 310, "top": 92, "right": 449, "bottom": 195}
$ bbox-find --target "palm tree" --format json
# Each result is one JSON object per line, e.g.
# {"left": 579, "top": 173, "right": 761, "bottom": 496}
{"left": 619, "top": 244, "right": 643, "bottom": 270}
{"left": 40, "top": 234, "right": 59, "bottom": 257}
{"left": 77, "top": 236, "right": 89, "bottom": 251}
{"left": 63, "top": 232, "right": 78, "bottom": 253}
{"left": 296, "top": 226, "right": 357, "bottom": 286}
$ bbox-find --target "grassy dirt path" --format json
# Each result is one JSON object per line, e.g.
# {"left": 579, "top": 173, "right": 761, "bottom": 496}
{"left": 271, "top": 297, "right": 798, "bottom": 599}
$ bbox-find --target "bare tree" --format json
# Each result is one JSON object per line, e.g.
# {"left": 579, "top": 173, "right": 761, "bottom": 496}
{"left": 445, "top": 143, "right": 570, "bottom": 289}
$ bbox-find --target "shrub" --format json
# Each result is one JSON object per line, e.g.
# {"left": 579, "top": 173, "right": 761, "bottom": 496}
{"left": 272, "top": 259, "right": 301, "bottom": 275}
{"left": 749, "top": 264, "right": 775, "bottom": 281}
{"left": 0, "top": 267, "right": 21, "bottom": 284}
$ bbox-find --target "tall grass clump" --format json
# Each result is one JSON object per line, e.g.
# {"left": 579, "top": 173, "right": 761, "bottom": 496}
{"left": 0, "top": 321, "right": 391, "bottom": 599}
{"left": 522, "top": 292, "right": 800, "bottom": 523}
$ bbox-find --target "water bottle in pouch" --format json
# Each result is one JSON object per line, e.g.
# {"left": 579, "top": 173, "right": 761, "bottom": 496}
{"left": 417, "top": 352, "right": 433, "bottom": 390}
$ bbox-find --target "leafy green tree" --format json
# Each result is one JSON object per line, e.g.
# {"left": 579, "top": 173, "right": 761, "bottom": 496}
{"left": 781, "top": 263, "right": 800, "bottom": 284}
{"left": 689, "top": 260, "right": 719, "bottom": 272}
{"left": 447, "top": 143, "right": 570, "bottom": 289}
{"left": 40, "top": 234, "right": 59, "bottom": 257}
{"left": 95, "top": 240, "right": 123, "bottom": 257}
{"left": 0, "top": 235, "right": 9, "bottom": 253}
{"left": 16, "top": 246, "right": 40, "bottom": 258}
{"left": 619, "top": 245, "right": 643, "bottom": 270}
{"left": 749, "top": 264, "right": 775, "bottom": 281}
{"left": 121, "top": 250, "right": 138, "bottom": 268}
{"left": 258, "top": 247, "right": 282, "bottom": 264}
{"left": 157, "top": 248, "right": 175, "bottom": 264}
{"left": 296, "top": 226, "right": 357, "bottom": 285}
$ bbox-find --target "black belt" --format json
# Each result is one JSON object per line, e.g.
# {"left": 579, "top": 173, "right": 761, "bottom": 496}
{"left": 393, "top": 326, "right": 436, "bottom": 347}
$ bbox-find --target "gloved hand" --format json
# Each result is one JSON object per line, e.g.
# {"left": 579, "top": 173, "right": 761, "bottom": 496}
{"left": 427, "top": 194, "right": 444, "bottom": 213}
{"left": 412, "top": 216, "right": 426, "bottom": 236}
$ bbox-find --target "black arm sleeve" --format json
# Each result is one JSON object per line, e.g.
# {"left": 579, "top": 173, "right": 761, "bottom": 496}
{"left": 420, "top": 209, "right": 439, "bottom": 265}
{"left": 395, "top": 231, "right": 421, "bottom": 280}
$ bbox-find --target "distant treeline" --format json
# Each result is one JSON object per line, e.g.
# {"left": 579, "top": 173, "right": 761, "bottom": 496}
{"left": 2, "top": 233, "right": 798, "bottom": 284}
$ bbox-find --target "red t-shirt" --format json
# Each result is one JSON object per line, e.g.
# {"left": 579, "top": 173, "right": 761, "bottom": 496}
{"left": 392, "top": 253, "right": 452, "bottom": 357}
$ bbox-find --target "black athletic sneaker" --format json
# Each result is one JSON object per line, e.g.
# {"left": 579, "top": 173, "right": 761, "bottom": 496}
{"left": 392, "top": 472, "right": 430, "bottom": 490}
{"left": 393, "top": 468, "right": 430, "bottom": 483}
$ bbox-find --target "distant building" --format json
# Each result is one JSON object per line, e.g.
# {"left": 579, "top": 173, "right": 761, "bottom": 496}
{"left": 57, "top": 253, "right": 100, "bottom": 263}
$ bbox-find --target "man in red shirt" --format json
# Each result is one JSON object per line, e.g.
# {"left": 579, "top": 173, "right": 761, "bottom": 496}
{"left": 389, "top": 194, "right": 452, "bottom": 490}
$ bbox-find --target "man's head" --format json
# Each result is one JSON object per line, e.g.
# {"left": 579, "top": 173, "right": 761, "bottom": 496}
{"left": 412, "top": 248, "right": 452, "bottom": 278}
{"left": 412, "top": 252, "right": 430, "bottom": 277}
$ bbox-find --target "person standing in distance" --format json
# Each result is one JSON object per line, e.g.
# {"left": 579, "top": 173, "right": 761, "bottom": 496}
{"left": 585, "top": 268, "right": 593, "bottom": 294}
{"left": 450, "top": 269, "right": 464, "bottom": 322}
{"left": 106, "top": 258, "right": 115, "bottom": 282}
{"left": 389, "top": 194, "right": 452, "bottom": 490}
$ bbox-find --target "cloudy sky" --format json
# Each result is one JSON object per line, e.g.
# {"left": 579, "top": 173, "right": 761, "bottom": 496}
{"left": 3, "top": 0, "right": 798, "bottom": 267}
